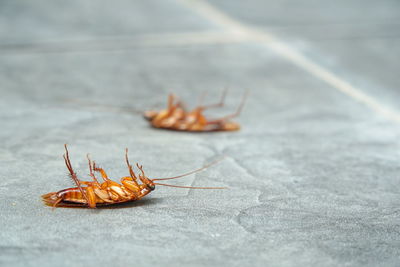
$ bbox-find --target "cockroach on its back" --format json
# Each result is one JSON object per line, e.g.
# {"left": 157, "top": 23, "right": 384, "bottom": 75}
{"left": 42, "top": 145, "right": 225, "bottom": 209}
{"left": 144, "top": 89, "right": 248, "bottom": 132}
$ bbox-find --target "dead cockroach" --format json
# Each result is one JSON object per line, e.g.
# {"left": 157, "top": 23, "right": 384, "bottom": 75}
{"left": 144, "top": 89, "right": 248, "bottom": 132}
{"left": 42, "top": 145, "right": 225, "bottom": 209}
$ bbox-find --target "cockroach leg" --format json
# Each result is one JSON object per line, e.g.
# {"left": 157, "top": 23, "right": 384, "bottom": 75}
{"left": 78, "top": 181, "right": 92, "bottom": 185}
{"left": 197, "top": 91, "right": 208, "bottom": 106}
{"left": 207, "top": 89, "right": 248, "bottom": 124}
{"left": 200, "top": 88, "right": 228, "bottom": 110}
{"left": 86, "top": 186, "right": 97, "bottom": 208}
{"left": 93, "top": 162, "right": 110, "bottom": 181}
{"left": 63, "top": 144, "right": 89, "bottom": 204}
{"left": 124, "top": 148, "right": 139, "bottom": 186}
{"left": 168, "top": 93, "right": 176, "bottom": 110}
{"left": 176, "top": 100, "right": 187, "bottom": 111}
{"left": 51, "top": 198, "right": 63, "bottom": 210}
{"left": 87, "top": 154, "right": 100, "bottom": 185}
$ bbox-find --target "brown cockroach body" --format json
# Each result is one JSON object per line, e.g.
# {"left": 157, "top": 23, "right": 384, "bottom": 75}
{"left": 42, "top": 145, "right": 224, "bottom": 209}
{"left": 144, "top": 90, "right": 248, "bottom": 132}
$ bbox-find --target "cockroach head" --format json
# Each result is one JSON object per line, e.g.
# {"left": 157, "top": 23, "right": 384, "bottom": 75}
{"left": 147, "top": 181, "right": 155, "bottom": 191}
{"left": 142, "top": 176, "right": 155, "bottom": 191}
{"left": 143, "top": 110, "right": 158, "bottom": 121}
{"left": 136, "top": 163, "right": 156, "bottom": 191}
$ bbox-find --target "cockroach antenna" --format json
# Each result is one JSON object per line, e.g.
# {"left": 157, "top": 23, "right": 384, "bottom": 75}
{"left": 153, "top": 183, "right": 226, "bottom": 189}
{"left": 152, "top": 157, "right": 225, "bottom": 181}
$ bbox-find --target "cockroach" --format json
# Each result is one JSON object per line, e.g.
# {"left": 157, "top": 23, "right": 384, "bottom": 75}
{"left": 144, "top": 89, "right": 248, "bottom": 132}
{"left": 42, "top": 145, "right": 225, "bottom": 209}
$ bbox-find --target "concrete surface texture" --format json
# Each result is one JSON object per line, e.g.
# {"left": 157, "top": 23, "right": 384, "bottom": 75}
{"left": 1, "top": 0, "right": 400, "bottom": 266}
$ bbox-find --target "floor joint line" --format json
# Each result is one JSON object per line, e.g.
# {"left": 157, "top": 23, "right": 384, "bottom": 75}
{"left": 178, "top": 0, "right": 400, "bottom": 124}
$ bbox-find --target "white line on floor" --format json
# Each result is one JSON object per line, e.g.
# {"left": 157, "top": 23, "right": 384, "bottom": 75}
{"left": 178, "top": 0, "right": 400, "bottom": 123}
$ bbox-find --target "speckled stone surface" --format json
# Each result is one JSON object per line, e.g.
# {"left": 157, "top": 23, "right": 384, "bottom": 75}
{"left": 1, "top": 1, "right": 400, "bottom": 266}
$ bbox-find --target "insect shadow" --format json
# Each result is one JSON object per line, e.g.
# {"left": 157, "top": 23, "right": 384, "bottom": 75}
{"left": 52, "top": 197, "right": 164, "bottom": 211}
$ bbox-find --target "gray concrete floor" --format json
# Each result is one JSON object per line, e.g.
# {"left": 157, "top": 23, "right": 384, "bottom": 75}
{"left": 1, "top": 0, "right": 400, "bottom": 266}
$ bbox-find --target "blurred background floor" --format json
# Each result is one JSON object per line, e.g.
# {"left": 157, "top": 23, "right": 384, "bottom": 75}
{"left": 1, "top": 0, "right": 399, "bottom": 266}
